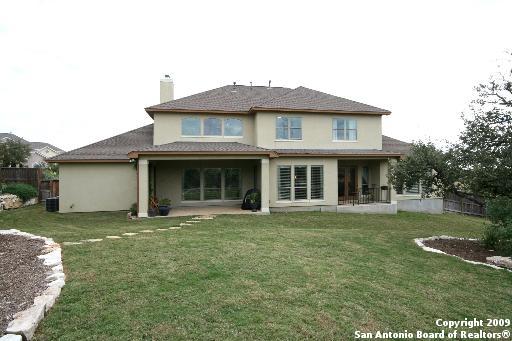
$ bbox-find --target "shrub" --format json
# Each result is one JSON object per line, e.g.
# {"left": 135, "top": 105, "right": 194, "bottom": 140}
{"left": 130, "top": 203, "right": 138, "bottom": 216}
{"left": 2, "top": 183, "right": 38, "bottom": 201}
{"left": 483, "top": 197, "right": 512, "bottom": 256}
{"left": 159, "top": 198, "right": 171, "bottom": 206}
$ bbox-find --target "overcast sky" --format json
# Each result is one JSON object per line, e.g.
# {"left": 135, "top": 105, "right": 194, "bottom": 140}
{"left": 1, "top": 0, "right": 510, "bottom": 151}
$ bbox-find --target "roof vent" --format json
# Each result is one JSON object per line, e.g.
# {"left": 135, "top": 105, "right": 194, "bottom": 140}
{"left": 231, "top": 81, "right": 237, "bottom": 93}
{"left": 267, "top": 80, "right": 272, "bottom": 89}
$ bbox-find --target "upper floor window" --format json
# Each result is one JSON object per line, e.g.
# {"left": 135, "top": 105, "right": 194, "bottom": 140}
{"left": 181, "top": 117, "right": 243, "bottom": 138}
{"left": 204, "top": 118, "right": 222, "bottom": 136}
{"left": 333, "top": 119, "right": 357, "bottom": 141}
{"left": 224, "top": 118, "right": 243, "bottom": 137}
{"left": 182, "top": 117, "right": 201, "bottom": 136}
{"left": 276, "top": 117, "right": 302, "bottom": 140}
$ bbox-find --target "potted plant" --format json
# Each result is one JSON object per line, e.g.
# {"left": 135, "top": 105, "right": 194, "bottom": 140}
{"left": 158, "top": 198, "right": 172, "bottom": 216}
{"left": 148, "top": 196, "right": 158, "bottom": 217}
{"left": 247, "top": 192, "right": 260, "bottom": 212}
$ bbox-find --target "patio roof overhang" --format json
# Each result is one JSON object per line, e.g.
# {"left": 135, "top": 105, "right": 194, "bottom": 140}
{"left": 127, "top": 150, "right": 279, "bottom": 159}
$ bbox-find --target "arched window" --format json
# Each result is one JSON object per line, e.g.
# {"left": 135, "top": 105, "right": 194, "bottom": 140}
{"left": 224, "top": 118, "right": 243, "bottom": 137}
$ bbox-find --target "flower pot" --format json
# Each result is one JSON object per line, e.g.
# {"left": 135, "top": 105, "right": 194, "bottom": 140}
{"left": 158, "top": 205, "right": 171, "bottom": 216}
{"left": 148, "top": 208, "right": 157, "bottom": 217}
{"left": 250, "top": 202, "right": 258, "bottom": 212}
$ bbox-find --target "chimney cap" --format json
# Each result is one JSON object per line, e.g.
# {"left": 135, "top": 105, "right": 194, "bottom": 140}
{"left": 161, "top": 74, "right": 173, "bottom": 82}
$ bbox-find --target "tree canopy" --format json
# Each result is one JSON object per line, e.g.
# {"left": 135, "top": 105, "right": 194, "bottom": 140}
{"left": 0, "top": 139, "right": 31, "bottom": 167}
{"left": 390, "top": 51, "right": 512, "bottom": 199}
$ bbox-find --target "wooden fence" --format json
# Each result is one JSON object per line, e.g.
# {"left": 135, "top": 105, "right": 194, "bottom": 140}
{"left": 443, "top": 192, "right": 486, "bottom": 217}
{"left": 0, "top": 168, "right": 59, "bottom": 200}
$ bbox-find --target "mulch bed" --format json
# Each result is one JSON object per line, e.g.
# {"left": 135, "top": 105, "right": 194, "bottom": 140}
{"left": 423, "top": 238, "right": 499, "bottom": 263}
{"left": 0, "top": 235, "right": 49, "bottom": 333}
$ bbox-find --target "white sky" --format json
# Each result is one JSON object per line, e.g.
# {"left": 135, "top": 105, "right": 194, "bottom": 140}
{"left": 0, "top": 0, "right": 510, "bottom": 151}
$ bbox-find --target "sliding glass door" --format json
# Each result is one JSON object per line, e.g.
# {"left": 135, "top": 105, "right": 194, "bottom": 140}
{"left": 182, "top": 168, "right": 241, "bottom": 201}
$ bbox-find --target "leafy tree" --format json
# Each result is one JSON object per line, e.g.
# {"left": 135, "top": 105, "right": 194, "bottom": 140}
{"left": 453, "top": 51, "right": 512, "bottom": 198}
{"left": 389, "top": 142, "right": 459, "bottom": 198}
{"left": 390, "top": 51, "right": 512, "bottom": 199}
{"left": 0, "top": 139, "right": 31, "bottom": 167}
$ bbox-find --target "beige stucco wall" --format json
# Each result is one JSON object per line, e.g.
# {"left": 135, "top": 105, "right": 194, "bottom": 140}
{"left": 59, "top": 163, "right": 136, "bottom": 213}
{"left": 255, "top": 112, "right": 382, "bottom": 150}
{"left": 154, "top": 159, "right": 259, "bottom": 206}
{"left": 153, "top": 111, "right": 382, "bottom": 150}
{"left": 153, "top": 113, "right": 255, "bottom": 145}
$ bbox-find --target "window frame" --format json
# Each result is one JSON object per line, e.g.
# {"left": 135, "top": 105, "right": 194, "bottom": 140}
{"left": 224, "top": 168, "right": 242, "bottom": 200}
{"left": 277, "top": 166, "right": 292, "bottom": 201}
{"left": 276, "top": 116, "right": 302, "bottom": 141}
{"left": 203, "top": 117, "right": 223, "bottom": 137}
{"left": 223, "top": 118, "right": 243, "bottom": 137}
{"left": 310, "top": 165, "right": 324, "bottom": 200}
{"left": 182, "top": 168, "right": 202, "bottom": 201}
{"left": 181, "top": 117, "right": 202, "bottom": 137}
{"left": 332, "top": 118, "right": 358, "bottom": 141}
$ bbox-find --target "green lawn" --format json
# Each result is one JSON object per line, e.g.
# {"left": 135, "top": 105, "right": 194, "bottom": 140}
{"left": 1, "top": 205, "right": 511, "bottom": 340}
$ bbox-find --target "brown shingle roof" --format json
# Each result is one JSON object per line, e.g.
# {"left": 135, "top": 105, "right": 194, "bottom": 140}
{"left": 145, "top": 85, "right": 390, "bottom": 115}
{"left": 48, "top": 125, "right": 154, "bottom": 161}
{"left": 49, "top": 124, "right": 410, "bottom": 162}
{"left": 254, "top": 86, "right": 390, "bottom": 114}
{"left": 127, "top": 142, "right": 276, "bottom": 158}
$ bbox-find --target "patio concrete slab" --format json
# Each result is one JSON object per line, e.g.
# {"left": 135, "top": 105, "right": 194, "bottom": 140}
{"left": 167, "top": 206, "right": 255, "bottom": 217}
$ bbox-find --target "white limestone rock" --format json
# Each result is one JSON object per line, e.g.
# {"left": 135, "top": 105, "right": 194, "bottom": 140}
{"left": 139, "top": 230, "right": 154, "bottom": 233}
{"left": 0, "top": 334, "right": 23, "bottom": 341}
{"left": 0, "top": 194, "right": 23, "bottom": 209}
{"left": 122, "top": 232, "right": 138, "bottom": 236}
{"left": 486, "top": 256, "right": 512, "bottom": 269}
{"left": 5, "top": 303, "right": 45, "bottom": 340}
{"left": 105, "top": 235, "right": 122, "bottom": 239}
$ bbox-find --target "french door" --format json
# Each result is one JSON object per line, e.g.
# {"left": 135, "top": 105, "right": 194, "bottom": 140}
{"left": 182, "top": 168, "right": 241, "bottom": 201}
{"left": 338, "top": 166, "right": 357, "bottom": 202}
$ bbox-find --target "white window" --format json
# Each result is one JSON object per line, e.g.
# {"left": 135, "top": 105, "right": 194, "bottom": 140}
{"left": 276, "top": 117, "right": 302, "bottom": 140}
{"left": 182, "top": 117, "right": 201, "bottom": 136}
{"left": 204, "top": 118, "right": 222, "bottom": 136}
{"left": 294, "top": 166, "right": 307, "bottom": 200}
{"left": 277, "top": 166, "right": 292, "bottom": 200}
{"left": 310, "top": 166, "right": 324, "bottom": 200}
{"left": 333, "top": 119, "right": 357, "bottom": 141}
{"left": 224, "top": 118, "right": 243, "bottom": 137}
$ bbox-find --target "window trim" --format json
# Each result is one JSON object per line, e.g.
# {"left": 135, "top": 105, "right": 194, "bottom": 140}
{"left": 276, "top": 116, "right": 302, "bottom": 141}
{"left": 223, "top": 118, "right": 244, "bottom": 138}
{"left": 203, "top": 117, "right": 223, "bottom": 137}
{"left": 181, "top": 117, "right": 202, "bottom": 137}
{"left": 332, "top": 118, "right": 358, "bottom": 142}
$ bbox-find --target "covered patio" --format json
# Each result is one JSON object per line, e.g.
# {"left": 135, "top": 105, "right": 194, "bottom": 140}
{"left": 129, "top": 142, "right": 277, "bottom": 218}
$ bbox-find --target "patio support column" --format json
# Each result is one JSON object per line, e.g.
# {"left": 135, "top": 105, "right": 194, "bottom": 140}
{"left": 138, "top": 159, "right": 149, "bottom": 218}
{"left": 260, "top": 158, "right": 270, "bottom": 214}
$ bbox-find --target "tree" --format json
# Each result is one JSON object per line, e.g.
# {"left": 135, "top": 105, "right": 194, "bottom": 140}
{"left": 453, "top": 51, "right": 512, "bottom": 198}
{"left": 389, "top": 142, "right": 459, "bottom": 198}
{"left": 0, "top": 139, "right": 31, "bottom": 167}
{"left": 390, "top": 51, "right": 512, "bottom": 199}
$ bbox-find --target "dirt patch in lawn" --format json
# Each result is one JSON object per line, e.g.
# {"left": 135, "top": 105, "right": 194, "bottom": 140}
{"left": 0, "top": 234, "right": 48, "bottom": 333}
{"left": 422, "top": 238, "right": 499, "bottom": 263}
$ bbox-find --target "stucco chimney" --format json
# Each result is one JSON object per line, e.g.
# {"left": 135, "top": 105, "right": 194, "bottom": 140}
{"left": 160, "top": 75, "right": 174, "bottom": 103}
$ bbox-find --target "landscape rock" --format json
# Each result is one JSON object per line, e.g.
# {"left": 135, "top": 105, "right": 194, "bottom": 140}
{"left": 486, "top": 256, "right": 512, "bottom": 269}
{"left": 0, "top": 194, "right": 23, "bottom": 210}
{"left": 105, "top": 236, "right": 122, "bottom": 239}
{"left": 0, "top": 334, "right": 23, "bottom": 341}
{"left": 5, "top": 303, "right": 45, "bottom": 340}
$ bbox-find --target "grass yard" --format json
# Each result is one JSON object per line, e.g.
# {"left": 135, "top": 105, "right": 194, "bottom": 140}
{"left": 1, "top": 205, "right": 511, "bottom": 340}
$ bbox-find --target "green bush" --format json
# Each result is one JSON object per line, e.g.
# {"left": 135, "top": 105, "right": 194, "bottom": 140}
{"left": 483, "top": 197, "right": 512, "bottom": 256}
{"left": 486, "top": 197, "right": 512, "bottom": 225}
{"left": 2, "top": 183, "right": 38, "bottom": 201}
{"left": 130, "top": 203, "right": 138, "bottom": 216}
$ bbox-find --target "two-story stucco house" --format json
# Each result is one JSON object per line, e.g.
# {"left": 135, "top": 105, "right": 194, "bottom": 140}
{"left": 50, "top": 78, "right": 411, "bottom": 216}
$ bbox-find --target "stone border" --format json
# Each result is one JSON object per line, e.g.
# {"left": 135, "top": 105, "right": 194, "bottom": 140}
{"left": 0, "top": 229, "right": 65, "bottom": 340}
{"left": 414, "top": 235, "right": 512, "bottom": 272}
